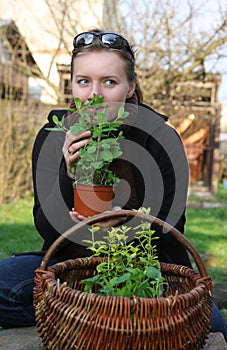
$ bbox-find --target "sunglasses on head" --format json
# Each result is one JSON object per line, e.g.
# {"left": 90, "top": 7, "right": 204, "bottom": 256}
{"left": 73, "top": 32, "right": 134, "bottom": 58}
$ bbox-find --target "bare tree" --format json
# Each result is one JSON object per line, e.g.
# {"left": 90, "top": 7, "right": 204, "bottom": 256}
{"left": 107, "top": 0, "right": 227, "bottom": 108}
{"left": 1, "top": 0, "right": 226, "bottom": 106}
{"left": 0, "top": 0, "right": 226, "bottom": 202}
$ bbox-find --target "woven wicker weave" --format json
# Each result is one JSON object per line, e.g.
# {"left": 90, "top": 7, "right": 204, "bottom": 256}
{"left": 34, "top": 210, "right": 213, "bottom": 350}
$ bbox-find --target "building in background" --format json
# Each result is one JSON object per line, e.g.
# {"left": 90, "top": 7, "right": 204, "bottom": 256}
{"left": 0, "top": 0, "right": 104, "bottom": 104}
{"left": 0, "top": 0, "right": 225, "bottom": 193}
{"left": 0, "top": 20, "right": 41, "bottom": 100}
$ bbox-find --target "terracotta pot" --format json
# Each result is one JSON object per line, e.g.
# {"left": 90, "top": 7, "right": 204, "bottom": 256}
{"left": 73, "top": 183, "right": 114, "bottom": 217}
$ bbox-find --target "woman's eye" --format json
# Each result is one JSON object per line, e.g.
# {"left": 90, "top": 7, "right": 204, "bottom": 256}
{"left": 105, "top": 79, "right": 116, "bottom": 86}
{"left": 78, "top": 79, "right": 89, "bottom": 85}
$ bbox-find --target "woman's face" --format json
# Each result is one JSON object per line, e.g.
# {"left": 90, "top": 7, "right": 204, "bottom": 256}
{"left": 71, "top": 49, "right": 135, "bottom": 119}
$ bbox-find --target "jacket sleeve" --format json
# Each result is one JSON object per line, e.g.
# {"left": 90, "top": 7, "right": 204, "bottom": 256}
{"left": 32, "top": 110, "right": 74, "bottom": 250}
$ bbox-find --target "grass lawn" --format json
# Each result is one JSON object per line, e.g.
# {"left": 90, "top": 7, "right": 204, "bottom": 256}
{"left": 185, "top": 206, "right": 227, "bottom": 282}
{"left": 0, "top": 197, "right": 43, "bottom": 259}
{"left": 185, "top": 183, "right": 227, "bottom": 283}
{"left": 0, "top": 185, "right": 226, "bottom": 285}
{"left": 1, "top": 188, "right": 226, "bottom": 322}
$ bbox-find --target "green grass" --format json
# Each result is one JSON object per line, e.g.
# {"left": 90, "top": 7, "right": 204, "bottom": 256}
{"left": 216, "top": 183, "right": 227, "bottom": 202}
{"left": 185, "top": 206, "right": 227, "bottom": 282}
{"left": 1, "top": 192, "right": 226, "bottom": 321}
{"left": 185, "top": 183, "right": 227, "bottom": 283}
{"left": 185, "top": 207, "right": 227, "bottom": 265}
{"left": 0, "top": 186, "right": 226, "bottom": 285}
{"left": 0, "top": 197, "right": 43, "bottom": 259}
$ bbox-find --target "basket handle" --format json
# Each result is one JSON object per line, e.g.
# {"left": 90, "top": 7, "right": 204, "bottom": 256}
{"left": 40, "top": 209, "right": 208, "bottom": 277}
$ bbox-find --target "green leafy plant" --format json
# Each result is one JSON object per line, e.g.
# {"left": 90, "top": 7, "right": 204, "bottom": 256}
{"left": 46, "top": 94, "right": 129, "bottom": 185}
{"left": 81, "top": 208, "right": 168, "bottom": 298}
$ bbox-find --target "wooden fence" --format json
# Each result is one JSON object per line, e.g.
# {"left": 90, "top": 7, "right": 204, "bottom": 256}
{"left": 0, "top": 99, "right": 221, "bottom": 204}
{"left": 0, "top": 100, "right": 53, "bottom": 204}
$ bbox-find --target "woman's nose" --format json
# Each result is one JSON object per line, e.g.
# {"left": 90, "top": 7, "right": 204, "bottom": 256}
{"left": 88, "top": 84, "right": 103, "bottom": 99}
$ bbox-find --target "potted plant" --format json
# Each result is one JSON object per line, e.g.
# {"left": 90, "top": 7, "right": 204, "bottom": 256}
{"left": 81, "top": 207, "right": 168, "bottom": 298}
{"left": 47, "top": 94, "right": 129, "bottom": 216}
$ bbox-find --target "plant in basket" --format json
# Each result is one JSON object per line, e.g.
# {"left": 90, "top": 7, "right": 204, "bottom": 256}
{"left": 81, "top": 207, "right": 168, "bottom": 298}
{"left": 46, "top": 94, "right": 129, "bottom": 217}
{"left": 34, "top": 209, "right": 213, "bottom": 350}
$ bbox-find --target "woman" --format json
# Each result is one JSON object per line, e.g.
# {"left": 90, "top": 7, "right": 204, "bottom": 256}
{"left": 0, "top": 29, "right": 226, "bottom": 341}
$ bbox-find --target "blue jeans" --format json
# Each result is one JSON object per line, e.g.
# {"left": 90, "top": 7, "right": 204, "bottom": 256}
{"left": 0, "top": 254, "right": 58, "bottom": 328}
{"left": 0, "top": 255, "right": 226, "bottom": 342}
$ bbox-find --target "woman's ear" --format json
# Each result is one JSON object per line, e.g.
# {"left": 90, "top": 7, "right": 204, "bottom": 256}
{"left": 127, "top": 81, "right": 136, "bottom": 98}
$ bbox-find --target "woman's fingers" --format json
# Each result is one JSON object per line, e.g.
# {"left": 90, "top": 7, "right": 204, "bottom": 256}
{"left": 67, "top": 138, "right": 92, "bottom": 156}
{"left": 69, "top": 210, "right": 87, "bottom": 222}
{"left": 63, "top": 130, "right": 91, "bottom": 155}
{"left": 63, "top": 130, "right": 92, "bottom": 178}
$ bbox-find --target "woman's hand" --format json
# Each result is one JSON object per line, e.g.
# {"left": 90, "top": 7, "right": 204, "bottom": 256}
{"left": 69, "top": 206, "right": 127, "bottom": 228}
{"left": 69, "top": 209, "right": 87, "bottom": 222}
{"left": 62, "top": 130, "right": 92, "bottom": 179}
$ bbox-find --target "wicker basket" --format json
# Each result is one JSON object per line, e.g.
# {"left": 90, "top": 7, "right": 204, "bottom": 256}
{"left": 34, "top": 210, "right": 213, "bottom": 350}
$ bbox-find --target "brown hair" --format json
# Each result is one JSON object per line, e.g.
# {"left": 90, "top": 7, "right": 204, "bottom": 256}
{"left": 70, "top": 28, "right": 143, "bottom": 104}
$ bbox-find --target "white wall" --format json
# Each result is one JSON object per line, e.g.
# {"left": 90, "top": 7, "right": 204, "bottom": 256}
{"left": 221, "top": 104, "right": 227, "bottom": 133}
{"left": 0, "top": 0, "right": 103, "bottom": 104}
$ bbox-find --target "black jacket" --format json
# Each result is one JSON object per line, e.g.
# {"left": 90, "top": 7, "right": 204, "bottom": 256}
{"left": 32, "top": 103, "right": 192, "bottom": 267}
